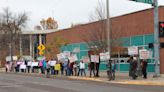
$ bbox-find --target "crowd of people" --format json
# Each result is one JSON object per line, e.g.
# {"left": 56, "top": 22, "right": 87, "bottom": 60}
{"left": 5, "top": 56, "right": 148, "bottom": 80}
{"left": 128, "top": 56, "right": 148, "bottom": 80}
{"left": 5, "top": 58, "right": 103, "bottom": 78}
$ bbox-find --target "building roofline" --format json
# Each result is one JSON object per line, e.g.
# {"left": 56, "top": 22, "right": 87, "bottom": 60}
{"left": 55, "top": 6, "right": 164, "bottom": 32}
{"left": 21, "top": 29, "right": 58, "bottom": 34}
{"left": 26, "top": 6, "right": 164, "bottom": 34}
{"left": 113, "top": 6, "right": 164, "bottom": 19}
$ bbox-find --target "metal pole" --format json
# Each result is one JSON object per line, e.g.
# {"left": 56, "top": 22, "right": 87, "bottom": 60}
{"left": 29, "top": 34, "right": 32, "bottom": 59}
{"left": 39, "top": 34, "right": 42, "bottom": 45}
{"left": 19, "top": 34, "right": 23, "bottom": 57}
{"left": 153, "top": 0, "right": 160, "bottom": 77}
{"left": 106, "top": 0, "right": 111, "bottom": 58}
{"left": 9, "top": 43, "right": 12, "bottom": 61}
{"left": 39, "top": 34, "right": 42, "bottom": 56}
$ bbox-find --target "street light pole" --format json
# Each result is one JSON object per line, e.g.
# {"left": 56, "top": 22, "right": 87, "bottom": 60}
{"left": 153, "top": 0, "right": 160, "bottom": 77}
{"left": 106, "top": 0, "right": 111, "bottom": 58}
{"left": 29, "top": 34, "right": 33, "bottom": 59}
{"left": 19, "top": 33, "right": 23, "bottom": 57}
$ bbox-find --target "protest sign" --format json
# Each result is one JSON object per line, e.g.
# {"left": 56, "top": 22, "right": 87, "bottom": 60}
{"left": 100, "top": 52, "right": 110, "bottom": 61}
{"left": 128, "top": 46, "right": 138, "bottom": 55}
{"left": 82, "top": 56, "right": 90, "bottom": 63}
{"left": 27, "top": 61, "right": 32, "bottom": 66}
{"left": 63, "top": 51, "right": 70, "bottom": 58}
{"left": 91, "top": 55, "right": 99, "bottom": 63}
{"left": 139, "top": 49, "right": 152, "bottom": 59}
{"left": 31, "top": 62, "right": 39, "bottom": 67}
{"left": 68, "top": 54, "right": 78, "bottom": 63}
{"left": 57, "top": 53, "right": 64, "bottom": 61}
{"left": 49, "top": 60, "right": 56, "bottom": 66}
{"left": 20, "top": 64, "right": 26, "bottom": 69}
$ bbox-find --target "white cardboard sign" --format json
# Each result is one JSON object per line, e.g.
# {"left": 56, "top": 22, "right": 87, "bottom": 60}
{"left": 128, "top": 46, "right": 138, "bottom": 55}
{"left": 91, "top": 55, "right": 99, "bottom": 63}
{"left": 82, "top": 56, "right": 90, "bottom": 63}
{"left": 100, "top": 52, "right": 110, "bottom": 61}
{"left": 68, "top": 54, "right": 78, "bottom": 63}
{"left": 31, "top": 62, "right": 39, "bottom": 67}
{"left": 57, "top": 54, "right": 62, "bottom": 60}
{"left": 139, "top": 49, "right": 151, "bottom": 59}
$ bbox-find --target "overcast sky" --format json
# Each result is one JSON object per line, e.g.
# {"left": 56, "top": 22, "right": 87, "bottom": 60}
{"left": 0, "top": 0, "right": 164, "bottom": 30}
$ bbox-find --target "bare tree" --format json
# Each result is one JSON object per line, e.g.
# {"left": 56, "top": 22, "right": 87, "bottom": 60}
{"left": 0, "top": 8, "right": 28, "bottom": 62}
{"left": 81, "top": 1, "right": 124, "bottom": 77}
{"left": 85, "top": 1, "right": 107, "bottom": 53}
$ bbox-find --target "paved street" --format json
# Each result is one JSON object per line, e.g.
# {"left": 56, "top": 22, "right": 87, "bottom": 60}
{"left": 0, "top": 73, "right": 163, "bottom": 92}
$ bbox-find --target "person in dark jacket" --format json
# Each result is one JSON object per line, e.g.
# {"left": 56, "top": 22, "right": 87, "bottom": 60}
{"left": 131, "top": 57, "right": 138, "bottom": 80}
{"left": 89, "top": 62, "right": 95, "bottom": 77}
{"left": 106, "top": 60, "right": 112, "bottom": 81}
{"left": 128, "top": 56, "right": 133, "bottom": 77}
{"left": 111, "top": 60, "right": 116, "bottom": 80}
{"left": 141, "top": 59, "right": 148, "bottom": 79}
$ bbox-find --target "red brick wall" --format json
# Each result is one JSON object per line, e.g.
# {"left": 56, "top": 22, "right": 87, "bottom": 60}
{"left": 160, "top": 38, "right": 164, "bottom": 73}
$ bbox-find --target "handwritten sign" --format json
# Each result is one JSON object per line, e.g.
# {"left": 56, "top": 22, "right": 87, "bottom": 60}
{"left": 91, "top": 55, "right": 99, "bottom": 63}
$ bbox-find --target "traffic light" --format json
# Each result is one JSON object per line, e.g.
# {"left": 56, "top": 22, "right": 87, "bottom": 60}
{"left": 148, "top": 43, "right": 154, "bottom": 48}
{"left": 148, "top": 42, "right": 164, "bottom": 48}
{"left": 160, "top": 42, "right": 164, "bottom": 48}
{"left": 159, "top": 22, "right": 164, "bottom": 37}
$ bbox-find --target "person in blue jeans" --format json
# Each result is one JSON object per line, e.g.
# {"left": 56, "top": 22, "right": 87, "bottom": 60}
{"left": 111, "top": 60, "right": 116, "bottom": 80}
{"left": 78, "top": 61, "right": 86, "bottom": 77}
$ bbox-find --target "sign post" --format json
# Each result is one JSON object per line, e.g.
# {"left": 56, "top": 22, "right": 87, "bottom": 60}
{"left": 37, "top": 44, "right": 45, "bottom": 56}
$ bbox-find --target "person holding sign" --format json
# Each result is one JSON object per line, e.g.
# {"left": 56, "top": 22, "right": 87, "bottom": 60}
{"left": 131, "top": 57, "right": 138, "bottom": 80}
{"left": 141, "top": 59, "right": 148, "bottom": 79}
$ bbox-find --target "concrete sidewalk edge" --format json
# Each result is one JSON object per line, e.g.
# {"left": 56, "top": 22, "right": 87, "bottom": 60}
{"left": 68, "top": 76, "right": 164, "bottom": 86}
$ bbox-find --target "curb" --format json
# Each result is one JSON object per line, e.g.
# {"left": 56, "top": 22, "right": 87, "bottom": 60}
{"left": 110, "top": 81, "right": 164, "bottom": 86}
{"left": 68, "top": 76, "right": 103, "bottom": 82}
{"left": 68, "top": 76, "right": 164, "bottom": 86}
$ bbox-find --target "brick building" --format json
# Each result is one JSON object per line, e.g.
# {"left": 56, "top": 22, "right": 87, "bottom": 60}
{"left": 46, "top": 7, "right": 164, "bottom": 73}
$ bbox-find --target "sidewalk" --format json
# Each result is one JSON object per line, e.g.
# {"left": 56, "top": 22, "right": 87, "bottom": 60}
{"left": 1, "top": 67, "right": 164, "bottom": 86}
{"left": 68, "top": 71, "right": 164, "bottom": 86}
